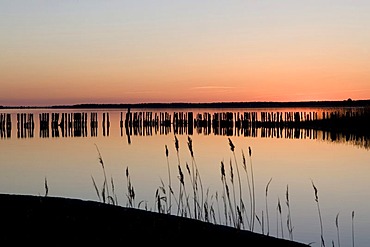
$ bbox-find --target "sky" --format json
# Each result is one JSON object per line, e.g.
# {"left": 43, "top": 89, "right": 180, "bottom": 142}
{"left": 1, "top": 0, "right": 370, "bottom": 106}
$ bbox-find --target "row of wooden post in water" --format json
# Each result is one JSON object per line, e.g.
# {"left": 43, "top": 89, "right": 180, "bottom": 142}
{"left": 0, "top": 112, "right": 110, "bottom": 138}
{"left": 0, "top": 109, "right": 368, "bottom": 140}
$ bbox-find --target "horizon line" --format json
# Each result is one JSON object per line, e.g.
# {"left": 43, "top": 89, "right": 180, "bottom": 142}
{"left": 1, "top": 99, "right": 370, "bottom": 109}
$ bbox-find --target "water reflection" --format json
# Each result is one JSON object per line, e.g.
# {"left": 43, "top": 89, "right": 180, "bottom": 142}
{"left": 17, "top": 113, "right": 35, "bottom": 138}
{"left": 0, "top": 113, "right": 11, "bottom": 138}
{"left": 0, "top": 108, "right": 369, "bottom": 150}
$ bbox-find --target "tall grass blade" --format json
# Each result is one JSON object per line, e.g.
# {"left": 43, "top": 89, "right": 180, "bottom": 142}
{"left": 352, "top": 211, "right": 355, "bottom": 247}
{"left": 44, "top": 177, "right": 48, "bottom": 197}
{"left": 91, "top": 176, "right": 101, "bottom": 202}
{"left": 335, "top": 212, "right": 340, "bottom": 247}
{"left": 265, "top": 177, "right": 272, "bottom": 236}
{"left": 286, "top": 184, "right": 293, "bottom": 240}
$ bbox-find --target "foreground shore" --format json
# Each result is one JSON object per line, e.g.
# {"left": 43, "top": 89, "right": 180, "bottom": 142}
{"left": 0, "top": 194, "right": 309, "bottom": 246}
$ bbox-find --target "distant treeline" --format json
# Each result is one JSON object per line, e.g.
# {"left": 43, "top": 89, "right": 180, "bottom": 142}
{"left": 2, "top": 99, "right": 370, "bottom": 109}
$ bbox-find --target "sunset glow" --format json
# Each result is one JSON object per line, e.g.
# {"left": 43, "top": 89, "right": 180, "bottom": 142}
{"left": 1, "top": 1, "right": 370, "bottom": 106}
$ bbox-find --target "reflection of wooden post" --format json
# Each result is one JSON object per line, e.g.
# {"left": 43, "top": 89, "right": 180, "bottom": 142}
{"left": 188, "top": 112, "right": 193, "bottom": 135}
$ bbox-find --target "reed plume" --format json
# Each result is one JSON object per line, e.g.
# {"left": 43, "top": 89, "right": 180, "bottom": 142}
{"left": 311, "top": 179, "right": 325, "bottom": 247}
{"left": 277, "top": 197, "right": 284, "bottom": 239}
{"left": 165, "top": 145, "right": 172, "bottom": 214}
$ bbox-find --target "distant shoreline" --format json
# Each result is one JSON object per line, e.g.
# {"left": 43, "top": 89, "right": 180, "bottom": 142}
{"left": 1, "top": 99, "right": 370, "bottom": 109}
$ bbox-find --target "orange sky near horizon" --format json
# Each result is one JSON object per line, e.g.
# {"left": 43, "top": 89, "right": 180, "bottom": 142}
{"left": 1, "top": 1, "right": 370, "bottom": 106}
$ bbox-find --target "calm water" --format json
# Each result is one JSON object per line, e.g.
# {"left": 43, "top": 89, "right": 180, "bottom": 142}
{"left": 0, "top": 107, "right": 369, "bottom": 246}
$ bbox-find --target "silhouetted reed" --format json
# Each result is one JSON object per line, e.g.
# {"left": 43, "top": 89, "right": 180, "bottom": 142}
{"left": 177, "top": 163, "right": 191, "bottom": 217}
{"left": 88, "top": 137, "right": 358, "bottom": 246}
{"left": 335, "top": 212, "right": 340, "bottom": 247}
{"left": 256, "top": 211, "right": 264, "bottom": 234}
{"left": 125, "top": 167, "right": 135, "bottom": 207}
{"left": 165, "top": 145, "right": 172, "bottom": 214}
{"left": 92, "top": 144, "right": 116, "bottom": 204}
{"left": 91, "top": 176, "right": 101, "bottom": 202}
{"left": 155, "top": 180, "right": 167, "bottom": 214}
{"left": 265, "top": 178, "right": 272, "bottom": 236}
{"left": 311, "top": 180, "right": 325, "bottom": 247}
{"left": 228, "top": 138, "right": 244, "bottom": 229}
{"left": 95, "top": 145, "right": 109, "bottom": 201}
{"left": 220, "top": 160, "right": 236, "bottom": 227}
{"left": 90, "top": 144, "right": 123, "bottom": 205}
{"left": 277, "top": 197, "right": 284, "bottom": 239}
{"left": 352, "top": 211, "right": 355, "bottom": 247}
{"left": 187, "top": 136, "right": 204, "bottom": 220}
{"left": 241, "top": 148, "right": 253, "bottom": 230}
{"left": 44, "top": 177, "right": 49, "bottom": 197}
{"left": 286, "top": 184, "right": 294, "bottom": 241}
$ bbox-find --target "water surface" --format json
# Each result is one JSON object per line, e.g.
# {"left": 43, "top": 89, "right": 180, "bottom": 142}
{"left": 0, "top": 107, "right": 369, "bottom": 246}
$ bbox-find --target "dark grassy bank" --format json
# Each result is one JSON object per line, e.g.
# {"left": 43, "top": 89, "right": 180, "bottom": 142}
{"left": 0, "top": 194, "right": 309, "bottom": 246}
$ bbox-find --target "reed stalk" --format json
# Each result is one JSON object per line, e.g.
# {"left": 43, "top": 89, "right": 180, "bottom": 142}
{"left": 265, "top": 177, "right": 272, "bottom": 236}
{"left": 177, "top": 164, "right": 191, "bottom": 218}
{"left": 286, "top": 184, "right": 293, "bottom": 240}
{"left": 187, "top": 136, "right": 204, "bottom": 220}
{"left": 221, "top": 160, "right": 236, "bottom": 227}
{"left": 91, "top": 176, "right": 101, "bottom": 202}
{"left": 311, "top": 180, "right": 325, "bottom": 247}
{"left": 177, "top": 164, "right": 184, "bottom": 216}
{"left": 241, "top": 150, "right": 253, "bottom": 230}
{"left": 277, "top": 197, "right": 284, "bottom": 239}
{"left": 125, "top": 167, "right": 135, "bottom": 208}
{"left": 228, "top": 138, "right": 243, "bottom": 229}
{"left": 110, "top": 176, "right": 117, "bottom": 205}
{"left": 352, "top": 211, "right": 355, "bottom": 247}
{"left": 249, "top": 146, "right": 256, "bottom": 232}
{"left": 335, "top": 212, "right": 340, "bottom": 247}
{"left": 165, "top": 145, "right": 172, "bottom": 214}
{"left": 215, "top": 192, "right": 222, "bottom": 225}
{"left": 229, "top": 158, "right": 239, "bottom": 228}
{"left": 44, "top": 177, "right": 48, "bottom": 197}
{"left": 158, "top": 179, "right": 168, "bottom": 213}
{"left": 155, "top": 188, "right": 164, "bottom": 213}
{"left": 256, "top": 212, "right": 263, "bottom": 234}
{"left": 95, "top": 144, "right": 110, "bottom": 203}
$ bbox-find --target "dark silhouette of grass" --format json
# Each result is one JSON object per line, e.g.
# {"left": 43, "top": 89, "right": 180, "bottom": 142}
{"left": 87, "top": 138, "right": 357, "bottom": 247}
{"left": 336, "top": 212, "right": 341, "bottom": 247}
